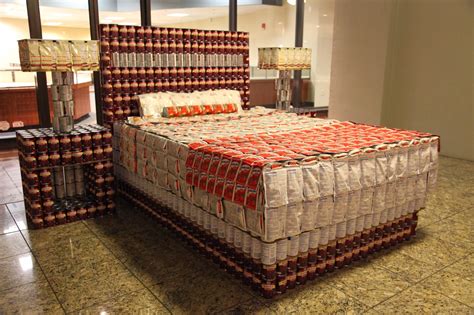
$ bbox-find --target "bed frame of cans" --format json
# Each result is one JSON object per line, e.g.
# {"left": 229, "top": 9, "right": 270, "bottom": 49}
{"left": 16, "top": 125, "right": 115, "bottom": 229}
{"left": 117, "top": 177, "right": 418, "bottom": 299}
{"left": 99, "top": 24, "right": 251, "bottom": 129}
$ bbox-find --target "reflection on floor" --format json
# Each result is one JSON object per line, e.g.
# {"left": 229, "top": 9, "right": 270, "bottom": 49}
{"left": 0, "top": 154, "right": 472, "bottom": 314}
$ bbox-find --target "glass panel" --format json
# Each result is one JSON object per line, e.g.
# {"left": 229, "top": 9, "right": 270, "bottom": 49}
{"left": 303, "top": 0, "right": 335, "bottom": 108}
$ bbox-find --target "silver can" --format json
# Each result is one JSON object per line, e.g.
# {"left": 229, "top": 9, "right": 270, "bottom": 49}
{"left": 128, "top": 52, "right": 137, "bottom": 67}
{"left": 55, "top": 183, "right": 66, "bottom": 199}
{"left": 53, "top": 101, "right": 64, "bottom": 116}
{"left": 51, "top": 86, "right": 61, "bottom": 101}
{"left": 58, "top": 85, "right": 72, "bottom": 101}
{"left": 66, "top": 182, "right": 76, "bottom": 197}
{"left": 63, "top": 100, "right": 74, "bottom": 117}
{"left": 58, "top": 116, "right": 73, "bottom": 133}
{"left": 51, "top": 72, "right": 63, "bottom": 85}
{"left": 75, "top": 181, "right": 85, "bottom": 195}
{"left": 136, "top": 53, "right": 145, "bottom": 67}
{"left": 119, "top": 52, "right": 128, "bottom": 68}
{"left": 145, "top": 53, "right": 153, "bottom": 68}
{"left": 54, "top": 168, "right": 65, "bottom": 185}
{"left": 65, "top": 166, "right": 75, "bottom": 183}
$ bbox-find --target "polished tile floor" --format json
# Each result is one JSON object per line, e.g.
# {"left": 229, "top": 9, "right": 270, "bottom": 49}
{"left": 0, "top": 155, "right": 472, "bottom": 314}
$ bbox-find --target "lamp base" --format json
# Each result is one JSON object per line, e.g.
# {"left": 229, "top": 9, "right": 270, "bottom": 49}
{"left": 275, "top": 70, "right": 292, "bottom": 111}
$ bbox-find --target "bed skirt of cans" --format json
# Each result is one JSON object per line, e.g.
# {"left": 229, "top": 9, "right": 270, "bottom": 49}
{"left": 117, "top": 179, "right": 418, "bottom": 299}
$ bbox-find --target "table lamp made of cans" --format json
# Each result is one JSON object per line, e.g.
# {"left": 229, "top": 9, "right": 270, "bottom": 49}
{"left": 258, "top": 47, "right": 311, "bottom": 111}
{"left": 18, "top": 39, "right": 99, "bottom": 133}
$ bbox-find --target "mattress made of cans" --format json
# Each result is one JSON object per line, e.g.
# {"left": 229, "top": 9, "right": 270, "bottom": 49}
{"left": 115, "top": 108, "right": 439, "bottom": 243}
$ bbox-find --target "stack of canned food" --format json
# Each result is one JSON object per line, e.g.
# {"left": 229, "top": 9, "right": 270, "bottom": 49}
{"left": 16, "top": 124, "right": 115, "bottom": 229}
{"left": 99, "top": 24, "right": 251, "bottom": 128}
{"left": 112, "top": 107, "right": 439, "bottom": 298}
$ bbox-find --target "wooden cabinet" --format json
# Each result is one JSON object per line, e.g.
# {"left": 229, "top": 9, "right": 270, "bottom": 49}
{"left": 0, "top": 82, "right": 92, "bottom": 130}
{"left": 249, "top": 78, "right": 310, "bottom": 107}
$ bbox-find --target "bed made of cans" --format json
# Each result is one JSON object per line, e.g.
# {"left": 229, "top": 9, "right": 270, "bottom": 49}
{"left": 117, "top": 170, "right": 419, "bottom": 299}
{"left": 99, "top": 24, "right": 251, "bottom": 128}
{"left": 113, "top": 109, "right": 438, "bottom": 244}
{"left": 16, "top": 124, "right": 115, "bottom": 229}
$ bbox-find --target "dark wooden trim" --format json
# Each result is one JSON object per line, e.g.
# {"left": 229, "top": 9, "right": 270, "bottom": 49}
{"left": 26, "top": 0, "right": 51, "bottom": 127}
{"left": 293, "top": 0, "right": 305, "bottom": 108}
{"left": 88, "top": 0, "right": 103, "bottom": 125}
{"left": 229, "top": 0, "right": 237, "bottom": 32}
{"left": 140, "top": 0, "right": 152, "bottom": 26}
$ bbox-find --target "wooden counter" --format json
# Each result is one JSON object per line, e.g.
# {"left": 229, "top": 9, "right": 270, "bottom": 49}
{"left": 0, "top": 82, "right": 91, "bottom": 130}
{"left": 249, "top": 78, "right": 310, "bottom": 107}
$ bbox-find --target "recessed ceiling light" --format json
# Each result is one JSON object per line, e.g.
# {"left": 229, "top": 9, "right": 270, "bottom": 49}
{"left": 316, "top": 25, "right": 320, "bottom": 28}
{"left": 166, "top": 13, "right": 189, "bottom": 17}
{"left": 323, "top": 14, "right": 328, "bottom": 17}
{"left": 44, "top": 21, "right": 62, "bottom": 26}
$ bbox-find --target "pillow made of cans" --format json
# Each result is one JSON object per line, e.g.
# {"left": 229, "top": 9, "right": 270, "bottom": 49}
{"left": 162, "top": 104, "right": 238, "bottom": 117}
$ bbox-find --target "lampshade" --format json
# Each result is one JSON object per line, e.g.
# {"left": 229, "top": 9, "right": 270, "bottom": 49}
{"left": 258, "top": 47, "right": 311, "bottom": 70}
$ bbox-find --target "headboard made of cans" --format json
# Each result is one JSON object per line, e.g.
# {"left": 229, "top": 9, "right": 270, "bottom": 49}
{"left": 99, "top": 24, "right": 250, "bottom": 128}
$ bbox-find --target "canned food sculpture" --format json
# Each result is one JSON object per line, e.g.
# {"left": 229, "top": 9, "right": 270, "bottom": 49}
{"left": 258, "top": 47, "right": 311, "bottom": 111}
{"left": 16, "top": 125, "right": 115, "bottom": 229}
{"left": 112, "top": 107, "right": 438, "bottom": 298}
{"left": 18, "top": 39, "right": 100, "bottom": 133}
{"left": 98, "top": 24, "right": 250, "bottom": 128}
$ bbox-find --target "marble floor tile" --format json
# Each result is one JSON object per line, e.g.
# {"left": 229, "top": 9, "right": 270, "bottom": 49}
{"left": 54, "top": 267, "right": 145, "bottom": 313}
{"left": 0, "top": 188, "right": 23, "bottom": 205}
{"left": 33, "top": 237, "right": 127, "bottom": 291}
{"left": 6, "top": 201, "right": 25, "bottom": 213}
{"left": 418, "top": 218, "right": 474, "bottom": 251}
{"left": 449, "top": 208, "right": 474, "bottom": 228}
{"left": 0, "top": 204, "right": 10, "bottom": 220}
{"left": 0, "top": 213, "right": 18, "bottom": 235}
{"left": 367, "top": 284, "right": 472, "bottom": 314}
{"left": 149, "top": 268, "right": 252, "bottom": 314}
{"left": 420, "top": 259, "right": 474, "bottom": 307}
{"left": 121, "top": 241, "right": 211, "bottom": 288}
{"left": 83, "top": 207, "right": 158, "bottom": 238}
{"left": 369, "top": 249, "right": 439, "bottom": 283}
{"left": 397, "top": 235, "right": 469, "bottom": 267}
{"left": 0, "top": 279, "right": 64, "bottom": 314}
{"left": 10, "top": 209, "right": 27, "bottom": 230}
{"left": 75, "top": 289, "right": 170, "bottom": 315}
{"left": 0, "top": 252, "right": 45, "bottom": 292}
{"left": 21, "top": 222, "right": 95, "bottom": 252}
{"left": 436, "top": 253, "right": 474, "bottom": 282}
{"left": 0, "top": 231, "right": 30, "bottom": 259}
{"left": 265, "top": 281, "right": 368, "bottom": 314}
{"left": 330, "top": 263, "right": 411, "bottom": 307}
{"left": 220, "top": 299, "right": 274, "bottom": 315}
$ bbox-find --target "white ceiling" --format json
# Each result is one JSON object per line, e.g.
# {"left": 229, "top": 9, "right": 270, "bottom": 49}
{"left": 0, "top": 2, "right": 268, "bottom": 28}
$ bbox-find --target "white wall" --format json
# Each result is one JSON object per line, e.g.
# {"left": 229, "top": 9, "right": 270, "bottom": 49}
{"left": 168, "top": 5, "right": 295, "bottom": 67}
{"left": 381, "top": 0, "right": 474, "bottom": 160}
{"left": 169, "top": 1, "right": 335, "bottom": 106}
{"left": 328, "top": 0, "right": 394, "bottom": 124}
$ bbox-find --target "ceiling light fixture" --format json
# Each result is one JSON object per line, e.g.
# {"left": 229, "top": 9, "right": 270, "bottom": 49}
{"left": 166, "top": 12, "right": 189, "bottom": 17}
